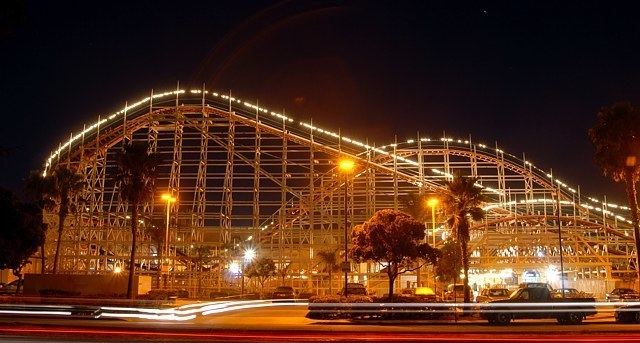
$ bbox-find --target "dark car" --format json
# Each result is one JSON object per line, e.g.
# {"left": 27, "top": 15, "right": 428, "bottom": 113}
{"left": 272, "top": 286, "right": 295, "bottom": 299}
{"left": 480, "top": 283, "right": 596, "bottom": 325}
{"left": 338, "top": 283, "right": 368, "bottom": 296}
{"left": 615, "top": 304, "right": 640, "bottom": 323}
{"left": 606, "top": 288, "right": 639, "bottom": 302}
{"left": 444, "top": 284, "right": 473, "bottom": 302}
{"left": 0, "top": 279, "right": 23, "bottom": 295}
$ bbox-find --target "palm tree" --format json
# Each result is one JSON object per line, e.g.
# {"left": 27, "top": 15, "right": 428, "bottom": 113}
{"left": 439, "top": 174, "right": 485, "bottom": 303}
{"left": 25, "top": 167, "right": 84, "bottom": 274}
{"left": 589, "top": 102, "right": 640, "bottom": 289}
{"left": 115, "top": 142, "right": 162, "bottom": 299}
{"left": 316, "top": 249, "right": 340, "bottom": 294}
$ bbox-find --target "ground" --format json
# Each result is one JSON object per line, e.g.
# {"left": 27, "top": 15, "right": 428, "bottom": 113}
{"left": 2, "top": 303, "right": 640, "bottom": 341}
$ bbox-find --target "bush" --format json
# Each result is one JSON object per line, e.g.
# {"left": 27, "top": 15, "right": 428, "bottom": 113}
{"left": 307, "top": 294, "right": 444, "bottom": 320}
{"left": 39, "top": 289, "right": 81, "bottom": 297}
{"left": 308, "top": 295, "right": 372, "bottom": 303}
{"left": 372, "top": 295, "right": 428, "bottom": 303}
{"left": 140, "top": 290, "right": 178, "bottom": 301}
{"left": 209, "top": 289, "right": 241, "bottom": 299}
{"left": 297, "top": 292, "right": 315, "bottom": 300}
{"left": 307, "top": 295, "right": 373, "bottom": 319}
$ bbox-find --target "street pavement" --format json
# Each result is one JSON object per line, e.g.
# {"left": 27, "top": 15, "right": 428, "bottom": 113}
{"left": 2, "top": 304, "right": 640, "bottom": 341}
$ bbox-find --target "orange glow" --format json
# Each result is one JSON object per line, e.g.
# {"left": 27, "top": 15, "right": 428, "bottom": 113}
{"left": 161, "top": 194, "right": 177, "bottom": 202}
{"left": 338, "top": 159, "right": 355, "bottom": 173}
{"left": 426, "top": 198, "right": 439, "bottom": 208}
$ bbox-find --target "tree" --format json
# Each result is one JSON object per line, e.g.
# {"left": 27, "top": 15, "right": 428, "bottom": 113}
{"left": 439, "top": 174, "right": 485, "bottom": 303}
{"left": 277, "top": 263, "right": 290, "bottom": 285}
{"left": 316, "top": 249, "right": 340, "bottom": 294}
{"left": 0, "top": 188, "right": 46, "bottom": 293}
{"left": 350, "top": 209, "right": 439, "bottom": 300}
{"left": 0, "top": 146, "right": 10, "bottom": 157}
{"left": 589, "top": 102, "right": 640, "bottom": 289}
{"left": 25, "top": 166, "right": 84, "bottom": 274}
{"left": 246, "top": 257, "right": 276, "bottom": 298}
{"left": 24, "top": 170, "right": 53, "bottom": 274}
{"left": 434, "top": 239, "right": 463, "bottom": 285}
{"left": 401, "top": 192, "right": 431, "bottom": 222}
{"left": 190, "top": 246, "right": 214, "bottom": 297}
{"left": 115, "top": 142, "right": 162, "bottom": 299}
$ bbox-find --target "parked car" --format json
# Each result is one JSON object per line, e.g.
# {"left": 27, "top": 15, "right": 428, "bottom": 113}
{"left": 615, "top": 304, "right": 640, "bottom": 323}
{"left": 480, "top": 283, "right": 597, "bottom": 325}
{"left": 606, "top": 288, "right": 639, "bottom": 302}
{"left": 272, "top": 286, "right": 296, "bottom": 299}
{"left": 400, "top": 287, "right": 437, "bottom": 301}
{"left": 444, "top": 284, "right": 472, "bottom": 302}
{"left": 476, "top": 288, "right": 511, "bottom": 303}
{"left": 552, "top": 288, "right": 589, "bottom": 299}
{"left": 0, "top": 279, "right": 23, "bottom": 295}
{"left": 338, "top": 283, "right": 368, "bottom": 296}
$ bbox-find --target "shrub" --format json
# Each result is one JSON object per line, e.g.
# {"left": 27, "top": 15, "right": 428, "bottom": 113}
{"left": 140, "top": 290, "right": 178, "bottom": 301}
{"left": 307, "top": 295, "right": 373, "bottom": 319}
{"left": 307, "top": 294, "right": 445, "bottom": 320}
{"left": 209, "top": 289, "right": 241, "bottom": 299}
{"left": 297, "top": 292, "right": 315, "bottom": 300}
{"left": 308, "top": 295, "right": 372, "bottom": 303}
{"left": 372, "top": 295, "right": 428, "bottom": 303}
{"left": 39, "top": 289, "right": 81, "bottom": 297}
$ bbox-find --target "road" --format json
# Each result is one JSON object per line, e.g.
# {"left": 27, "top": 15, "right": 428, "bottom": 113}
{"left": 2, "top": 305, "right": 640, "bottom": 342}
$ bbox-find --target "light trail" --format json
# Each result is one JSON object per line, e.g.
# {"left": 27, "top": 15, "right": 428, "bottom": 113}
{"left": 2, "top": 327, "right": 640, "bottom": 342}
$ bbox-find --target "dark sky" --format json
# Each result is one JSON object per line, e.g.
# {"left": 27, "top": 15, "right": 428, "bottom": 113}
{"left": 1, "top": 0, "right": 640, "bottom": 203}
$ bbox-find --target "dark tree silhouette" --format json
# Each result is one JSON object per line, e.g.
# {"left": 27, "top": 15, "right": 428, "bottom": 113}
{"left": 439, "top": 175, "right": 485, "bottom": 304}
{"left": 0, "top": 188, "right": 46, "bottom": 293}
{"left": 589, "top": 102, "right": 640, "bottom": 289}
{"left": 115, "top": 142, "right": 162, "bottom": 299}
{"left": 434, "top": 239, "right": 463, "bottom": 285}
{"left": 25, "top": 167, "right": 83, "bottom": 274}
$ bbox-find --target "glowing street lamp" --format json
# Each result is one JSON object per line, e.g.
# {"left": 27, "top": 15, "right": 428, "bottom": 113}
{"left": 161, "top": 193, "right": 176, "bottom": 288}
{"left": 113, "top": 266, "right": 122, "bottom": 274}
{"left": 338, "top": 159, "right": 355, "bottom": 173}
{"left": 229, "top": 261, "right": 241, "bottom": 275}
{"left": 338, "top": 158, "right": 355, "bottom": 297}
{"left": 244, "top": 247, "right": 256, "bottom": 262}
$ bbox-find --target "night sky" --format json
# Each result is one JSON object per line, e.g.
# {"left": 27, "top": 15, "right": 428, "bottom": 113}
{"left": 2, "top": 1, "right": 640, "bottom": 203}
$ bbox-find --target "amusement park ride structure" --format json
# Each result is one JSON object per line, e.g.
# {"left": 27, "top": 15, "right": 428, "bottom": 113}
{"left": 40, "top": 85, "right": 637, "bottom": 297}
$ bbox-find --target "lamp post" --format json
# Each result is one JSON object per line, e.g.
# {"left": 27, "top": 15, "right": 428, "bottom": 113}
{"left": 161, "top": 193, "right": 176, "bottom": 289}
{"left": 555, "top": 185, "right": 566, "bottom": 297}
{"left": 427, "top": 197, "right": 439, "bottom": 294}
{"left": 338, "top": 159, "right": 355, "bottom": 297}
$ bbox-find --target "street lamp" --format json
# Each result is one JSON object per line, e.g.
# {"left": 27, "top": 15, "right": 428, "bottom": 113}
{"left": 338, "top": 158, "right": 355, "bottom": 297}
{"left": 244, "top": 247, "right": 256, "bottom": 262}
{"left": 161, "top": 193, "right": 176, "bottom": 288}
{"left": 426, "top": 197, "right": 439, "bottom": 294}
